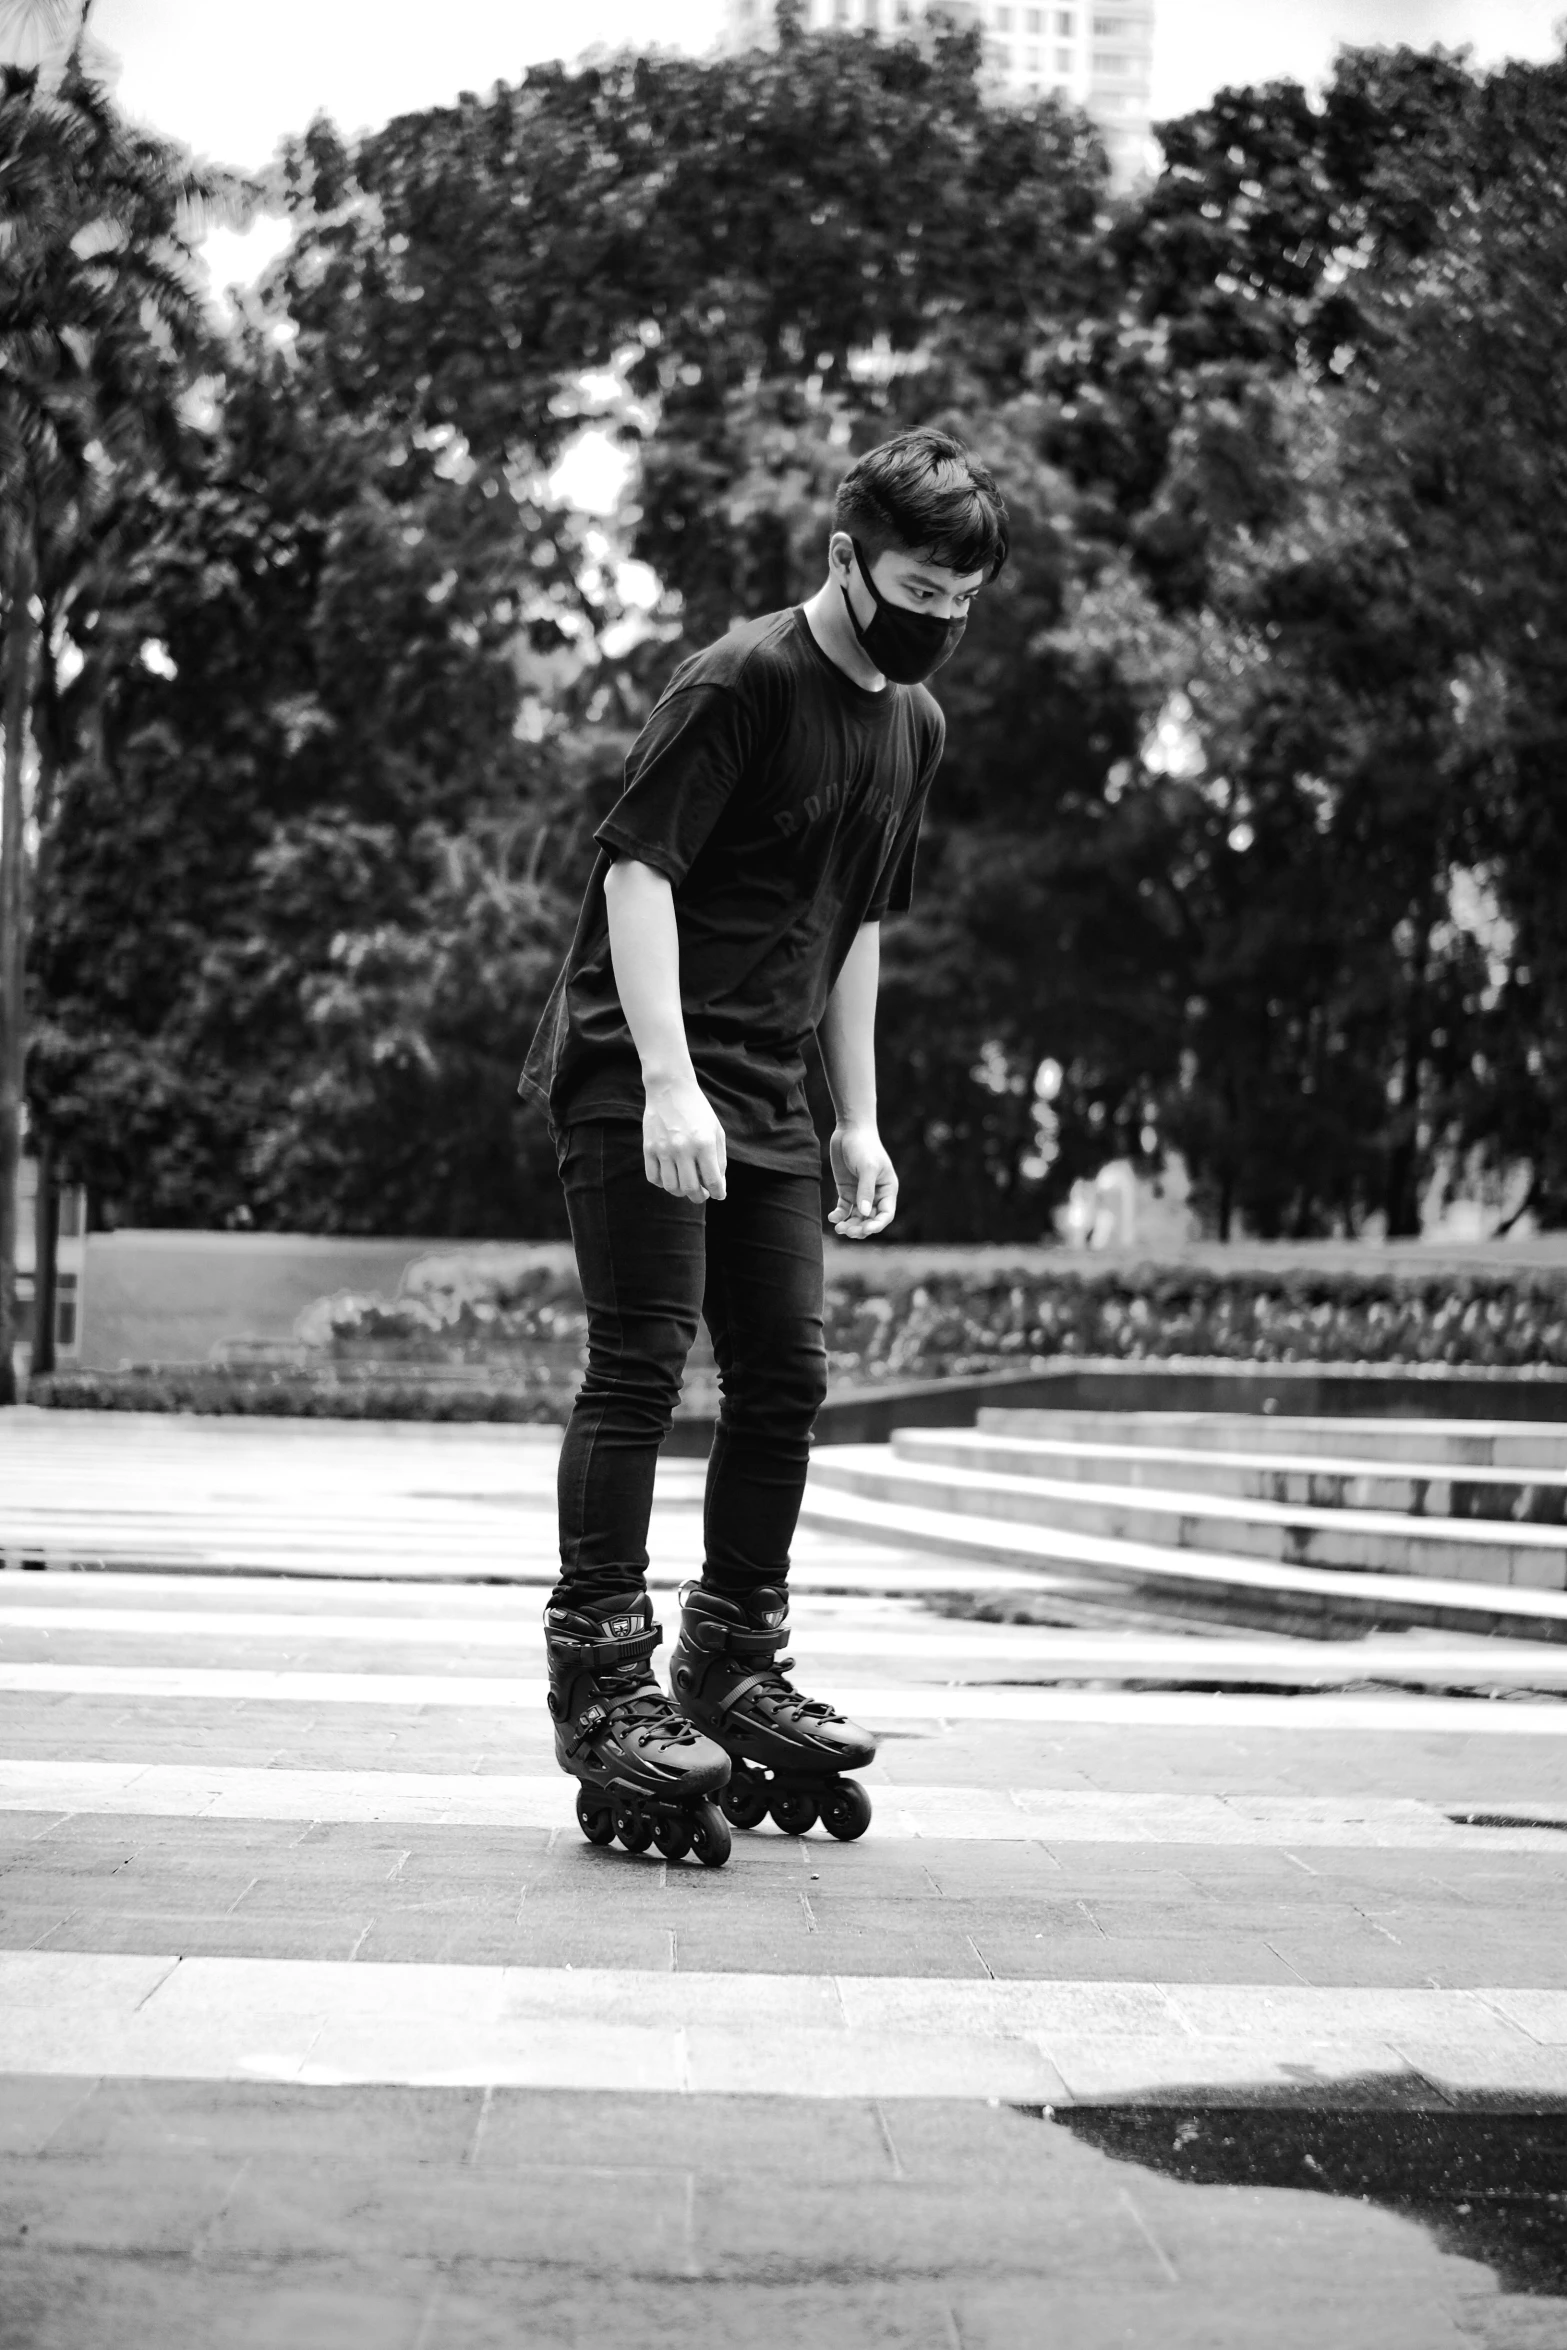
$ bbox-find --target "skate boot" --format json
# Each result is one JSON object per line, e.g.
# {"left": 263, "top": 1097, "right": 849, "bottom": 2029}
{"left": 544, "top": 1590, "right": 733, "bottom": 1866}
{"left": 669, "top": 1583, "right": 876, "bottom": 1841}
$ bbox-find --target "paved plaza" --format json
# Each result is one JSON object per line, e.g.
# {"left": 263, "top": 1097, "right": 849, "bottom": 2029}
{"left": 1, "top": 1412, "right": 1566, "bottom": 2347}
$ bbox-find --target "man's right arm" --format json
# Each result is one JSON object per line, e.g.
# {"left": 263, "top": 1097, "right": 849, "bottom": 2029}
{"left": 603, "top": 856, "right": 728, "bottom": 1204}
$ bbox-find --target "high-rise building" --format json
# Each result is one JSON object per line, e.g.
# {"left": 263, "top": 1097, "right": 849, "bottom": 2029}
{"left": 723, "top": 0, "right": 1156, "bottom": 186}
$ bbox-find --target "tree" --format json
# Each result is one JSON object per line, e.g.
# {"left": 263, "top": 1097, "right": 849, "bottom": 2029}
{"left": 270, "top": 27, "right": 1109, "bottom": 639}
{"left": 27, "top": 25, "right": 1567, "bottom": 1248}
{"left": 35, "top": 22, "right": 1116, "bottom": 1239}
{"left": 0, "top": 32, "right": 236, "bottom": 1390}
{"left": 31, "top": 311, "right": 626, "bottom": 1236}
{"left": 992, "top": 42, "right": 1567, "bottom": 1239}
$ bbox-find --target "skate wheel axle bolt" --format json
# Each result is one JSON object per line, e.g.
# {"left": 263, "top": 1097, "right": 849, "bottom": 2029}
{"left": 653, "top": 1814, "right": 694, "bottom": 1860}
{"left": 613, "top": 1800, "right": 655, "bottom": 1854}
{"left": 719, "top": 1766, "right": 771, "bottom": 1831}
{"left": 821, "top": 1779, "right": 873, "bottom": 1841}
{"left": 770, "top": 1787, "right": 819, "bottom": 1836}
{"left": 576, "top": 1792, "right": 616, "bottom": 1846}
{"left": 688, "top": 1802, "right": 733, "bottom": 1867}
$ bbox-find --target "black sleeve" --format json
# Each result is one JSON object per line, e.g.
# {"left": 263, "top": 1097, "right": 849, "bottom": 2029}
{"left": 593, "top": 682, "right": 755, "bottom": 887}
{"left": 866, "top": 714, "right": 945, "bottom": 921}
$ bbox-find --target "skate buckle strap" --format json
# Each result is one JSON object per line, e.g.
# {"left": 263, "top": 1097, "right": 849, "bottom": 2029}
{"left": 564, "top": 1698, "right": 609, "bottom": 1758}
{"left": 585, "top": 1622, "right": 662, "bottom": 1671}
{"left": 693, "top": 1621, "right": 786, "bottom": 1663}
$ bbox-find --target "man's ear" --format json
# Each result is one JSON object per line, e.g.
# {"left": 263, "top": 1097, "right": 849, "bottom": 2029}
{"left": 828, "top": 529, "right": 855, "bottom": 577}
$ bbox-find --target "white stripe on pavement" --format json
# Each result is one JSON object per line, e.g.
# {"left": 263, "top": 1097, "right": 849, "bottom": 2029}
{"left": 0, "top": 1569, "right": 930, "bottom": 1608}
{"left": 0, "top": 1553, "right": 1047, "bottom": 1593}
{"left": 3, "top": 1758, "right": 1565, "bottom": 1845}
{"left": 1, "top": 1951, "right": 1561, "bottom": 2100}
{"left": 1, "top": 1605, "right": 1150, "bottom": 1649}
{"left": 6, "top": 1603, "right": 1566, "bottom": 1683}
{"left": 2, "top": 1658, "right": 1565, "bottom": 1731}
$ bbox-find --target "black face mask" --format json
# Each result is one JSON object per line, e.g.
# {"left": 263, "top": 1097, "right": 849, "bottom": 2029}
{"left": 840, "top": 537, "right": 967, "bottom": 684}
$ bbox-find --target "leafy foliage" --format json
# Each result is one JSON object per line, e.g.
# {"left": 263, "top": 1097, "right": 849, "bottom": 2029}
{"left": 0, "top": 41, "right": 236, "bottom": 1390}
{"left": 18, "top": 23, "right": 1567, "bottom": 1247}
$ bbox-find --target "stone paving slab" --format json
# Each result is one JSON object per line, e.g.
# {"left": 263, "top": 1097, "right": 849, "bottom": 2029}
{"left": 0, "top": 2255, "right": 1485, "bottom": 2350}
{"left": 9, "top": 1761, "right": 1567, "bottom": 1845}
{"left": 8, "top": 1808, "right": 1567, "bottom": 1985}
{"left": 0, "top": 2089, "right": 1544, "bottom": 2348}
{"left": 4, "top": 1952, "right": 1565, "bottom": 2103}
{"left": 3, "top": 1437, "right": 1566, "bottom": 2347}
{"left": 13, "top": 1601, "right": 1567, "bottom": 1693}
{"left": 7, "top": 1695, "right": 1567, "bottom": 1810}
{"left": 8, "top": 1659, "right": 1567, "bottom": 1739}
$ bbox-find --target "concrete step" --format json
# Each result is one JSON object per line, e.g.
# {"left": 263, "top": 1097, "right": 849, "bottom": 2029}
{"left": 796, "top": 1470, "right": 1567, "bottom": 1642}
{"left": 898, "top": 1428, "right": 1567, "bottom": 1525}
{"left": 805, "top": 1446, "right": 1567, "bottom": 1591}
{"left": 977, "top": 1407, "right": 1567, "bottom": 1472}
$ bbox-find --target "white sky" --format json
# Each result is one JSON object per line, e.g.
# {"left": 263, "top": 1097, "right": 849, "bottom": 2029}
{"left": 99, "top": 0, "right": 1566, "bottom": 179}
{"left": 85, "top": 0, "right": 1564, "bottom": 508}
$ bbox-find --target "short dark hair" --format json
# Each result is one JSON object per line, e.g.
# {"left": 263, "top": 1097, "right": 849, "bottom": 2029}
{"left": 833, "top": 428, "right": 1009, "bottom": 582}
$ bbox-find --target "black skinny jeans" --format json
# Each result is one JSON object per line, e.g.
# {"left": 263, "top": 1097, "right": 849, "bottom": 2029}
{"left": 550, "top": 1117, "right": 829, "bottom": 1613}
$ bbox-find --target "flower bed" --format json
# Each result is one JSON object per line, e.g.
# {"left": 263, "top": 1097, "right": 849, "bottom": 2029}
{"left": 822, "top": 1261, "right": 1567, "bottom": 1380}
{"left": 30, "top": 1256, "right": 1567, "bottom": 1417}
{"left": 287, "top": 1258, "right": 591, "bottom": 1371}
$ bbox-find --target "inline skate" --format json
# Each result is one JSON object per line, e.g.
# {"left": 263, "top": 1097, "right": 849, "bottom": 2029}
{"left": 544, "top": 1591, "right": 733, "bottom": 1866}
{"left": 668, "top": 1582, "right": 876, "bottom": 1841}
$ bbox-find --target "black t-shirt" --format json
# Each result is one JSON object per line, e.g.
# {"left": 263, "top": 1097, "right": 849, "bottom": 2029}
{"left": 517, "top": 605, "right": 945, "bottom": 1172}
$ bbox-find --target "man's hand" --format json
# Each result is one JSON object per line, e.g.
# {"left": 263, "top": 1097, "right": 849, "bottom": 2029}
{"left": 644, "top": 1077, "right": 728, "bottom": 1204}
{"left": 827, "top": 1119, "right": 897, "bottom": 1239}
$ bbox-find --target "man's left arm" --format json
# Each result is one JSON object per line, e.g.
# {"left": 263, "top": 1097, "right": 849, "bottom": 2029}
{"left": 818, "top": 920, "right": 898, "bottom": 1239}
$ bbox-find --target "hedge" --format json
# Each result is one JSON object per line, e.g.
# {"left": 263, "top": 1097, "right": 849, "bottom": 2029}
{"left": 822, "top": 1261, "right": 1567, "bottom": 1379}
{"left": 282, "top": 1255, "right": 1567, "bottom": 1374}
{"left": 29, "top": 1256, "right": 1567, "bottom": 1417}
{"left": 29, "top": 1364, "right": 573, "bottom": 1422}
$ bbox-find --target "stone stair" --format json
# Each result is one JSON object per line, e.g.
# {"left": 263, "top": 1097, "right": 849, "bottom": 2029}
{"left": 799, "top": 1408, "right": 1567, "bottom": 1641}
{"left": 979, "top": 1408, "right": 1567, "bottom": 1472}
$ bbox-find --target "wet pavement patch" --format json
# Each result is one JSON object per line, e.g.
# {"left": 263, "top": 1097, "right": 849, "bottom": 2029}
{"left": 1033, "top": 2102, "right": 1567, "bottom": 2298}
{"left": 1448, "top": 1811, "right": 1567, "bottom": 1832}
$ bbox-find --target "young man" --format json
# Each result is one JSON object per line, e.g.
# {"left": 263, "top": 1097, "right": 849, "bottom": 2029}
{"left": 518, "top": 426, "right": 1009, "bottom": 1867}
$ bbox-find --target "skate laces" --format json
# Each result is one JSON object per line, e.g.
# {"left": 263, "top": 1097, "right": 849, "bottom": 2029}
{"left": 749, "top": 1654, "right": 842, "bottom": 1727}
{"left": 596, "top": 1657, "right": 705, "bottom": 1747}
{"left": 732, "top": 1592, "right": 841, "bottom": 1725}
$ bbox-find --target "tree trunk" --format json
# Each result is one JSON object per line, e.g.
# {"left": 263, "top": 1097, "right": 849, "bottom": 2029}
{"left": 0, "top": 541, "right": 37, "bottom": 1407}
{"left": 1216, "top": 1169, "right": 1233, "bottom": 1243}
{"left": 30, "top": 1133, "right": 56, "bottom": 1378}
{"left": 28, "top": 622, "right": 61, "bottom": 1383}
{"left": 1384, "top": 906, "right": 1435, "bottom": 1241}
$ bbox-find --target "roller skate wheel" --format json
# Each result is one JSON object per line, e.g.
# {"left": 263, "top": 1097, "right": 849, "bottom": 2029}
{"left": 821, "top": 1779, "right": 873, "bottom": 1841}
{"left": 689, "top": 1801, "right": 732, "bottom": 1869}
{"left": 770, "top": 1787, "right": 818, "bottom": 1836}
{"left": 576, "top": 1791, "right": 615, "bottom": 1846}
{"left": 613, "top": 1799, "right": 654, "bottom": 1854}
{"left": 652, "top": 1813, "right": 694, "bottom": 1860}
{"left": 719, "top": 1766, "right": 770, "bottom": 1832}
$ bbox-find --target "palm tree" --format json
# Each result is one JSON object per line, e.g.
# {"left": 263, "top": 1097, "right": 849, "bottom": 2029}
{"left": 0, "top": 1, "right": 81, "bottom": 69}
{"left": 0, "top": 0, "right": 116, "bottom": 87}
{"left": 0, "top": 28, "right": 239, "bottom": 1395}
